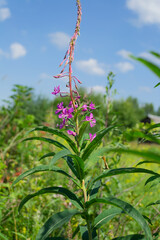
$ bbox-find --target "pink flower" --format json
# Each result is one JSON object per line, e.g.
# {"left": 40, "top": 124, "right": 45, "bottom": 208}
{"left": 59, "top": 108, "right": 74, "bottom": 119}
{"left": 89, "top": 102, "right": 96, "bottom": 110}
{"left": 67, "top": 130, "right": 77, "bottom": 136}
{"left": 69, "top": 101, "right": 78, "bottom": 108}
{"left": 82, "top": 104, "right": 88, "bottom": 112}
{"left": 87, "top": 133, "right": 96, "bottom": 142}
{"left": 55, "top": 102, "right": 64, "bottom": 114}
{"left": 86, "top": 113, "right": 96, "bottom": 127}
{"left": 58, "top": 119, "right": 66, "bottom": 129}
{"left": 90, "top": 118, "right": 96, "bottom": 127}
{"left": 52, "top": 86, "right": 60, "bottom": 95}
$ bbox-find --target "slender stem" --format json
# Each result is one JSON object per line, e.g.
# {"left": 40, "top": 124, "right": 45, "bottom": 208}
{"left": 86, "top": 218, "right": 92, "bottom": 240}
{"left": 82, "top": 179, "right": 87, "bottom": 203}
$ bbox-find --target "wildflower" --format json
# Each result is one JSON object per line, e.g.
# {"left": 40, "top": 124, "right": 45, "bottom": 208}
{"left": 89, "top": 102, "right": 96, "bottom": 110}
{"left": 82, "top": 104, "right": 88, "bottom": 112}
{"left": 59, "top": 108, "right": 74, "bottom": 119}
{"left": 87, "top": 133, "right": 96, "bottom": 142}
{"left": 69, "top": 101, "right": 78, "bottom": 108}
{"left": 58, "top": 119, "right": 66, "bottom": 129}
{"left": 52, "top": 86, "right": 60, "bottom": 95}
{"left": 67, "top": 130, "right": 77, "bottom": 136}
{"left": 86, "top": 113, "right": 96, "bottom": 127}
{"left": 55, "top": 102, "right": 64, "bottom": 114}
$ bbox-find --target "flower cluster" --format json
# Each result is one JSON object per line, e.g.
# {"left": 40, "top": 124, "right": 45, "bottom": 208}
{"left": 53, "top": 87, "right": 96, "bottom": 141}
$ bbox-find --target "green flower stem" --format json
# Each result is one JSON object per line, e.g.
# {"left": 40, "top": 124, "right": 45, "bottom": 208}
{"left": 82, "top": 179, "right": 87, "bottom": 203}
{"left": 86, "top": 218, "right": 92, "bottom": 240}
{"left": 82, "top": 180, "right": 92, "bottom": 240}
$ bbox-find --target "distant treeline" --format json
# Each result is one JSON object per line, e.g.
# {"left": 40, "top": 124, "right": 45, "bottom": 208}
{"left": 0, "top": 85, "right": 160, "bottom": 131}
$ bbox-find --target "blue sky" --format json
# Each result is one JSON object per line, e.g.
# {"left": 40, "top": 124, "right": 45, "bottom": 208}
{"left": 0, "top": 0, "right": 160, "bottom": 109}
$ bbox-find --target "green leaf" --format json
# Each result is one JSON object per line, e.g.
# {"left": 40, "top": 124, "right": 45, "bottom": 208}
{"left": 82, "top": 126, "right": 116, "bottom": 161}
{"left": 112, "top": 234, "right": 145, "bottom": 240}
{"left": 65, "top": 156, "right": 78, "bottom": 179}
{"left": 93, "top": 207, "right": 122, "bottom": 229}
{"left": 23, "top": 137, "right": 67, "bottom": 150}
{"left": 78, "top": 121, "right": 89, "bottom": 143}
{"left": 0, "top": 232, "right": 9, "bottom": 240}
{"left": 19, "top": 187, "right": 83, "bottom": 211}
{"left": 150, "top": 51, "right": 160, "bottom": 59}
{"left": 72, "top": 225, "right": 80, "bottom": 238}
{"left": 89, "top": 180, "right": 101, "bottom": 201}
{"left": 147, "top": 123, "right": 160, "bottom": 131}
{"left": 39, "top": 152, "right": 55, "bottom": 161}
{"left": 49, "top": 149, "right": 71, "bottom": 168}
{"left": 130, "top": 55, "right": 160, "bottom": 78}
{"left": 79, "top": 226, "right": 98, "bottom": 240}
{"left": 28, "top": 126, "right": 79, "bottom": 154}
{"left": 45, "top": 237, "right": 69, "bottom": 240}
{"left": 104, "top": 147, "right": 160, "bottom": 164}
{"left": 36, "top": 209, "right": 80, "bottom": 240}
{"left": 147, "top": 200, "right": 160, "bottom": 207}
{"left": 93, "top": 167, "right": 159, "bottom": 186}
{"left": 12, "top": 165, "right": 77, "bottom": 187}
{"left": 86, "top": 197, "right": 152, "bottom": 240}
{"left": 154, "top": 82, "right": 160, "bottom": 88}
{"left": 145, "top": 175, "right": 160, "bottom": 186}
{"left": 68, "top": 155, "right": 84, "bottom": 180}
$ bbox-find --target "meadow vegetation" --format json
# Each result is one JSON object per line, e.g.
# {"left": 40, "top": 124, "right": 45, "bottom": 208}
{"left": 1, "top": 0, "right": 160, "bottom": 239}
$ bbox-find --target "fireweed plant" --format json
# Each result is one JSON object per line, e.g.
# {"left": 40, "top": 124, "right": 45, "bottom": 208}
{"left": 13, "top": 1, "right": 160, "bottom": 239}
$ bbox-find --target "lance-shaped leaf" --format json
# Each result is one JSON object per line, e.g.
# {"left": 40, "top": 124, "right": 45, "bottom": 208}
{"left": 112, "top": 234, "right": 145, "bottom": 240}
{"left": 82, "top": 125, "right": 116, "bottom": 161}
{"left": 89, "top": 180, "right": 101, "bottom": 201}
{"left": 145, "top": 175, "right": 160, "bottom": 186}
{"left": 39, "top": 152, "right": 55, "bottom": 161}
{"left": 28, "top": 126, "right": 79, "bottom": 154}
{"left": 78, "top": 121, "right": 88, "bottom": 144}
{"left": 80, "top": 226, "right": 98, "bottom": 240}
{"left": 86, "top": 197, "right": 152, "bottom": 240}
{"left": 150, "top": 51, "right": 160, "bottom": 59}
{"left": 93, "top": 207, "right": 123, "bottom": 229}
{"left": 12, "top": 165, "right": 79, "bottom": 187}
{"left": 19, "top": 187, "right": 83, "bottom": 211}
{"left": 104, "top": 147, "right": 160, "bottom": 164}
{"left": 130, "top": 55, "right": 160, "bottom": 78}
{"left": 146, "top": 200, "right": 160, "bottom": 207}
{"left": 49, "top": 149, "right": 71, "bottom": 168}
{"left": 65, "top": 156, "right": 78, "bottom": 179}
{"left": 68, "top": 154, "right": 84, "bottom": 180}
{"left": 36, "top": 209, "right": 80, "bottom": 240}
{"left": 147, "top": 123, "right": 160, "bottom": 131}
{"left": 23, "top": 137, "right": 67, "bottom": 150}
{"left": 154, "top": 82, "right": 160, "bottom": 88}
{"left": 92, "top": 167, "right": 159, "bottom": 186}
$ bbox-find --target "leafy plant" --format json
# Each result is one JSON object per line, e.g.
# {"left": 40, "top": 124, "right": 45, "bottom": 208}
{"left": 13, "top": 1, "right": 157, "bottom": 239}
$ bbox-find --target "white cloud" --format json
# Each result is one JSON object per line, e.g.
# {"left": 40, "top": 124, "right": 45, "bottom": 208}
{"left": 0, "top": 0, "right": 7, "bottom": 7}
{"left": 116, "top": 61, "right": 134, "bottom": 73}
{"left": 117, "top": 49, "right": 132, "bottom": 59}
{"left": 126, "top": 0, "right": 160, "bottom": 25}
{"left": 76, "top": 58, "right": 106, "bottom": 76}
{"left": 10, "top": 43, "right": 27, "bottom": 59}
{"left": 138, "top": 86, "right": 152, "bottom": 93}
{"left": 49, "top": 32, "right": 70, "bottom": 49}
{"left": 0, "top": 7, "right": 10, "bottom": 21}
{"left": 88, "top": 85, "right": 106, "bottom": 94}
{"left": 139, "top": 52, "right": 160, "bottom": 66}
